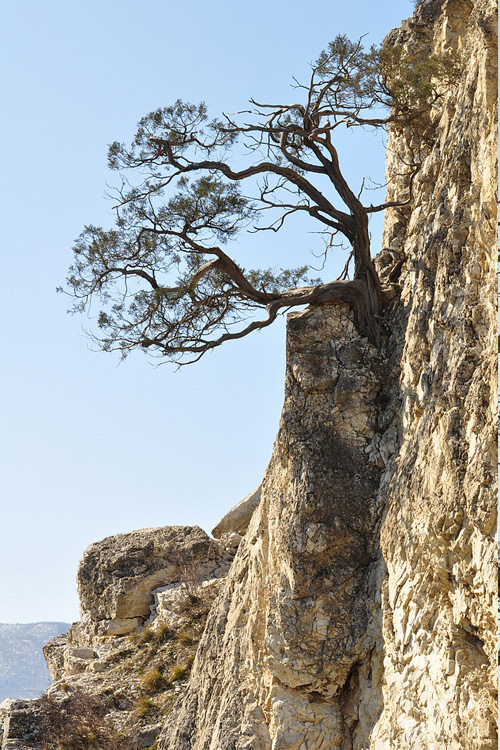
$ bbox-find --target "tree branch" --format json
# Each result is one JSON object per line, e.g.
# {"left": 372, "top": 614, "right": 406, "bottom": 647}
{"left": 149, "top": 137, "right": 355, "bottom": 238}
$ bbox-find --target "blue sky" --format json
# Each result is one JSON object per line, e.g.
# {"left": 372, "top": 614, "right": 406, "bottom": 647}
{"left": 1, "top": 0, "right": 414, "bottom": 623}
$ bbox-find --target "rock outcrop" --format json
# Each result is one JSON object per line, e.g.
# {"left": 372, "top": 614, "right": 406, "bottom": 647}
{"left": 211, "top": 486, "right": 262, "bottom": 539}
{"left": 2, "top": 0, "right": 496, "bottom": 748}
{"left": 0, "top": 699, "right": 43, "bottom": 750}
{"left": 157, "top": 0, "right": 497, "bottom": 747}
{"left": 159, "top": 306, "right": 390, "bottom": 749}
{"left": 75, "top": 524, "right": 221, "bottom": 638}
{"left": 1, "top": 526, "right": 235, "bottom": 750}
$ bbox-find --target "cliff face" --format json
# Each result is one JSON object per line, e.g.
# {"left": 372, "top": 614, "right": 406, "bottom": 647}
{"left": 160, "top": 307, "right": 390, "bottom": 749}
{"left": 158, "top": 0, "right": 497, "bottom": 747}
{"left": 370, "top": 0, "right": 497, "bottom": 745}
{"left": 1, "top": 0, "right": 496, "bottom": 748}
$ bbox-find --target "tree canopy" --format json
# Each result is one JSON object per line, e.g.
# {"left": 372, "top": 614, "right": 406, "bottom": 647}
{"left": 64, "top": 36, "right": 451, "bottom": 363}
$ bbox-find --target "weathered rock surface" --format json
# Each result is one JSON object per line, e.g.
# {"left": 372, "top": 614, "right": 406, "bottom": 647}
{"left": 42, "top": 635, "right": 66, "bottom": 684}
{"left": 0, "top": 699, "right": 43, "bottom": 750}
{"left": 76, "top": 524, "right": 220, "bottom": 638}
{"left": 158, "top": 0, "right": 497, "bottom": 747}
{"left": 368, "top": 0, "right": 498, "bottom": 746}
{"left": 159, "top": 305, "right": 389, "bottom": 749}
{"left": 4, "top": 0, "right": 496, "bottom": 747}
{"left": 212, "top": 485, "right": 262, "bottom": 539}
{"left": 1, "top": 526, "right": 235, "bottom": 749}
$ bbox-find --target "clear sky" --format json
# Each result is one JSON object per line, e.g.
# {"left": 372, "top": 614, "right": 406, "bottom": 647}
{"left": 1, "top": 0, "right": 414, "bottom": 623}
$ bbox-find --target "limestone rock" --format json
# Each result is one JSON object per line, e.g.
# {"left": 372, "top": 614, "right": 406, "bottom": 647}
{"left": 369, "top": 0, "right": 498, "bottom": 745}
{"left": 211, "top": 486, "right": 261, "bottom": 538}
{"left": 42, "top": 634, "right": 67, "bottom": 684}
{"left": 8, "top": 1, "right": 495, "bottom": 748}
{"left": 158, "top": 0, "right": 497, "bottom": 747}
{"left": 218, "top": 531, "right": 243, "bottom": 550}
{"left": 137, "top": 723, "right": 162, "bottom": 747}
{"left": 29, "top": 525, "right": 235, "bottom": 749}
{"left": 62, "top": 646, "right": 97, "bottom": 677}
{"left": 77, "top": 524, "right": 219, "bottom": 636}
{"left": 159, "top": 304, "right": 388, "bottom": 749}
{"left": 38, "top": 523, "right": 234, "bottom": 689}
{"left": 0, "top": 699, "right": 43, "bottom": 750}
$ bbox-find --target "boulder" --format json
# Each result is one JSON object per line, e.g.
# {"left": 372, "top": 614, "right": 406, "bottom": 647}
{"left": 63, "top": 647, "right": 97, "bottom": 676}
{"left": 211, "top": 486, "right": 261, "bottom": 538}
{"left": 77, "top": 525, "right": 219, "bottom": 636}
{"left": 137, "top": 724, "right": 162, "bottom": 747}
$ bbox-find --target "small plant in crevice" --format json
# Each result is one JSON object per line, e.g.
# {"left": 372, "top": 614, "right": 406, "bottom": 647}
{"left": 169, "top": 663, "right": 189, "bottom": 682}
{"left": 154, "top": 622, "right": 174, "bottom": 644}
{"left": 177, "top": 628, "right": 196, "bottom": 647}
{"left": 134, "top": 696, "right": 160, "bottom": 719}
{"left": 130, "top": 627, "right": 156, "bottom": 647}
{"left": 140, "top": 667, "right": 168, "bottom": 695}
{"left": 130, "top": 623, "right": 175, "bottom": 649}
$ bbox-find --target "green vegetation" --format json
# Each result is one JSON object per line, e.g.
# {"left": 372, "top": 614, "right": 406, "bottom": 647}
{"left": 130, "top": 623, "right": 174, "bottom": 648}
{"left": 169, "top": 661, "right": 192, "bottom": 682}
{"left": 177, "top": 628, "right": 196, "bottom": 647}
{"left": 140, "top": 667, "right": 167, "bottom": 695}
{"left": 155, "top": 622, "right": 174, "bottom": 644}
{"left": 63, "top": 35, "right": 456, "bottom": 363}
{"left": 134, "top": 696, "right": 159, "bottom": 719}
{"left": 129, "top": 627, "right": 156, "bottom": 646}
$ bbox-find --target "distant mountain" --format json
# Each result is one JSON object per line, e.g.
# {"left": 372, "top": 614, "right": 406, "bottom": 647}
{"left": 0, "top": 623, "right": 70, "bottom": 702}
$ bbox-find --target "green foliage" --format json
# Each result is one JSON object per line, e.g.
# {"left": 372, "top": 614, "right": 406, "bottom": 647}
{"left": 64, "top": 33, "right": 458, "bottom": 362}
{"left": 246, "top": 266, "right": 321, "bottom": 293}
{"left": 169, "top": 662, "right": 190, "bottom": 682}
{"left": 314, "top": 35, "right": 385, "bottom": 112}
{"left": 379, "top": 44, "right": 459, "bottom": 118}
{"left": 165, "top": 176, "right": 253, "bottom": 242}
{"left": 313, "top": 35, "right": 457, "bottom": 122}
{"left": 177, "top": 628, "right": 196, "bottom": 647}
{"left": 129, "top": 627, "right": 156, "bottom": 646}
{"left": 130, "top": 624, "right": 174, "bottom": 650}
{"left": 134, "top": 696, "right": 159, "bottom": 719}
{"left": 155, "top": 622, "right": 174, "bottom": 644}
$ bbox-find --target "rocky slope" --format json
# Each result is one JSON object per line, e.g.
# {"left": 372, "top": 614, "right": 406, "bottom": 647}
{"left": 0, "top": 528, "right": 238, "bottom": 749}
{"left": 1, "top": 0, "right": 496, "bottom": 747}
